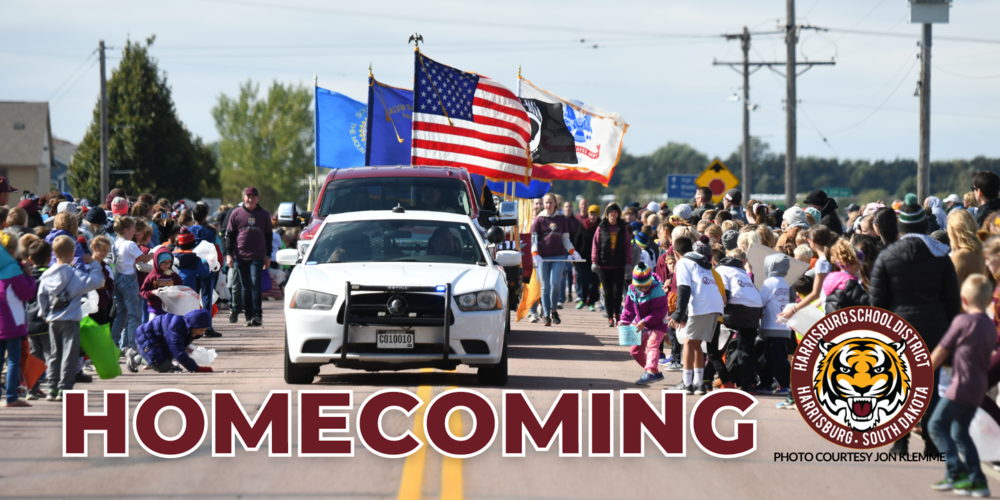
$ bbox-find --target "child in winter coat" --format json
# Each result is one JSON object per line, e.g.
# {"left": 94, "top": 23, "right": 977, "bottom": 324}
{"left": 620, "top": 263, "right": 670, "bottom": 385}
{"left": 140, "top": 247, "right": 183, "bottom": 324}
{"left": 173, "top": 227, "right": 218, "bottom": 337}
{"left": 36, "top": 236, "right": 104, "bottom": 401}
{"left": 823, "top": 239, "right": 870, "bottom": 313}
{"left": 88, "top": 236, "right": 115, "bottom": 326}
{"left": 128, "top": 309, "right": 214, "bottom": 373}
{"left": 0, "top": 233, "right": 37, "bottom": 407}
{"left": 759, "top": 253, "right": 793, "bottom": 396}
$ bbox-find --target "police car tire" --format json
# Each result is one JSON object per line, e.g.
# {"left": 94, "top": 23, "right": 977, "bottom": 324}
{"left": 284, "top": 333, "right": 319, "bottom": 385}
{"left": 477, "top": 312, "right": 509, "bottom": 386}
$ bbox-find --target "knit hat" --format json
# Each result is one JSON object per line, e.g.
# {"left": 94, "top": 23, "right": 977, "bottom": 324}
{"left": 897, "top": 203, "right": 928, "bottom": 233}
{"left": 177, "top": 227, "right": 196, "bottom": 248}
{"left": 673, "top": 203, "right": 693, "bottom": 221}
{"left": 694, "top": 240, "right": 712, "bottom": 259}
{"left": 156, "top": 251, "right": 174, "bottom": 267}
{"left": 634, "top": 231, "right": 650, "bottom": 249}
{"left": 588, "top": 204, "right": 600, "bottom": 214}
{"left": 783, "top": 206, "right": 810, "bottom": 229}
{"left": 85, "top": 207, "right": 107, "bottom": 225}
{"left": 629, "top": 221, "right": 643, "bottom": 234}
{"left": 111, "top": 196, "right": 129, "bottom": 216}
{"left": 804, "top": 189, "right": 829, "bottom": 207}
{"left": 721, "top": 230, "right": 739, "bottom": 250}
{"left": 724, "top": 189, "right": 742, "bottom": 206}
{"left": 805, "top": 207, "right": 821, "bottom": 222}
{"left": 904, "top": 193, "right": 919, "bottom": 206}
{"left": 632, "top": 262, "right": 653, "bottom": 287}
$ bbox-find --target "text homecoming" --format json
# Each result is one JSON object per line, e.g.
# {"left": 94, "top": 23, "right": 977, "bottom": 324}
{"left": 62, "top": 389, "right": 758, "bottom": 459}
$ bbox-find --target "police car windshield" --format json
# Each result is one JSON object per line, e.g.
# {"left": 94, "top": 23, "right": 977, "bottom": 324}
{"left": 318, "top": 177, "right": 472, "bottom": 217}
{"left": 309, "top": 220, "right": 485, "bottom": 265}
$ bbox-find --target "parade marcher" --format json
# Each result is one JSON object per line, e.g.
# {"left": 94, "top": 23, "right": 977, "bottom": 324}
{"left": 869, "top": 202, "right": 962, "bottom": 455}
{"left": 823, "top": 239, "right": 869, "bottom": 313}
{"left": 225, "top": 187, "right": 273, "bottom": 327}
{"left": 667, "top": 236, "right": 725, "bottom": 395}
{"left": 110, "top": 216, "right": 152, "bottom": 352}
{"left": 593, "top": 203, "right": 632, "bottom": 327}
{"left": 974, "top": 171, "right": 1000, "bottom": 228}
{"left": 0, "top": 233, "right": 35, "bottom": 407}
{"left": 129, "top": 309, "right": 215, "bottom": 373}
{"left": 759, "top": 253, "right": 793, "bottom": 395}
{"left": 573, "top": 204, "right": 601, "bottom": 311}
{"left": 530, "top": 193, "right": 582, "bottom": 326}
{"left": 715, "top": 247, "right": 762, "bottom": 392}
{"left": 804, "top": 190, "right": 844, "bottom": 235}
{"left": 620, "top": 263, "right": 669, "bottom": 385}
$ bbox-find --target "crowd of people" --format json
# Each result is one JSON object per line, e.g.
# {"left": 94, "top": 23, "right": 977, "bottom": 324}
{"left": 531, "top": 176, "right": 1000, "bottom": 495}
{"left": 0, "top": 180, "right": 291, "bottom": 407}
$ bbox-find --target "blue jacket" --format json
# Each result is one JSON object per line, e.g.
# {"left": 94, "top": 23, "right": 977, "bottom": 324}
{"left": 190, "top": 224, "right": 218, "bottom": 247}
{"left": 173, "top": 250, "right": 210, "bottom": 292}
{"left": 45, "top": 229, "right": 86, "bottom": 271}
{"left": 135, "top": 309, "right": 212, "bottom": 372}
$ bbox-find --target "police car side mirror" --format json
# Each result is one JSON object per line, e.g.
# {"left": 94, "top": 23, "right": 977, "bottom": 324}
{"left": 494, "top": 201, "right": 518, "bottom": 227}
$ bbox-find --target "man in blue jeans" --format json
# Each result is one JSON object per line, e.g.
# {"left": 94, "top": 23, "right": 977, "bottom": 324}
{"left": 225, "top": 187, "right": 273, "bottom": 327}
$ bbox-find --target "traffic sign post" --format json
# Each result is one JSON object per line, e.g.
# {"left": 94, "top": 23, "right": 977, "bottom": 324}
{"left": 695, "top": 159, "right": 740, "bottom": 203}
{"left": 666, "top": 174, "right": 698, "bottom": 200}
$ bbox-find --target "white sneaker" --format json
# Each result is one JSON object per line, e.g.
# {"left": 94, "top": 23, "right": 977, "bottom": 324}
{"left": 528, "top": 314, "right": 540, "bottom": 323}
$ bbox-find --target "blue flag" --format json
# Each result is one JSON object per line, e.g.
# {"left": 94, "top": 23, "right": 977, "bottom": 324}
{"left": 470, "top": 174, "right": 551, "bottom": 200}
{"left": 315, "top": 87, "right": 366, "bottom": 169}
{"left": 365, "top": 77, "right": 413, "bottom": 166}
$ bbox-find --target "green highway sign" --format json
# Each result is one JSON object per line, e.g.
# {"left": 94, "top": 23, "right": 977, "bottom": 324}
{"left": 823, "top": 187, "right": 852, "bottom": 198}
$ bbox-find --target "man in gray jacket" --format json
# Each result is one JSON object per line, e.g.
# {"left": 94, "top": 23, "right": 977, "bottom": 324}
{"left": 37, "top": 235, "right": 105, "bottom": 401}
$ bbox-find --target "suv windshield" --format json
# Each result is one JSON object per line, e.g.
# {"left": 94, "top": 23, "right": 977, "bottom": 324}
{"left": 309, "top": 220, "right": 485, "bottom": 265}
{"left": 318, "top": 177, "right": 472, "bottom": 216}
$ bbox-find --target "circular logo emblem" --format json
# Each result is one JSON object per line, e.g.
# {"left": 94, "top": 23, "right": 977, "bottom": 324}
{"left": 387, "top": 295, "right": 408, "bottom": 316}
{"left": 791, "top": 306, "right": 934, "bottom": 449}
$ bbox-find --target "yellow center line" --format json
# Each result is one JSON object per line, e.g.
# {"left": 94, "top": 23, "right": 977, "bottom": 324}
{"left": 441, "top": 385, "right": 463, "bottom": 500}
{"left": 398, "top": 369, "right": 434, "bottom": 500}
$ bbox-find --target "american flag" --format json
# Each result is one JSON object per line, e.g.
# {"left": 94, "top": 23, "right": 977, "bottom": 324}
{"left": 411, "top": 53, "right": 531, "bottom": 182}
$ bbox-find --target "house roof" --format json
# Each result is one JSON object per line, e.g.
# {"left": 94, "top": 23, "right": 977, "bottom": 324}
{"left": 0, "top": 101, "right": 54, "bottom": 168}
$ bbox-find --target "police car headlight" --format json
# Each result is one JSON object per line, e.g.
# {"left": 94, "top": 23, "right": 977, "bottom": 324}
{"left": 291, "top": 289, "right": 337, "bottom": 310}
{"left": 456, "top": 291, "right": 501, "bottom": 311}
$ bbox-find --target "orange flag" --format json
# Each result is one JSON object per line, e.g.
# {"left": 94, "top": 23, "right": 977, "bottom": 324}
{"left": 516, "top": 269, "right": 541, "bottom": 322}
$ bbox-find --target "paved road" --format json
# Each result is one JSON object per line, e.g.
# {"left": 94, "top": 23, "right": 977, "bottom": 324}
{"left": 2, "top": 299, "right": 998, "bottom": 499}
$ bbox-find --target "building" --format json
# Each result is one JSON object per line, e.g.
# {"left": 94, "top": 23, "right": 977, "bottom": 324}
{"left": 52, "top": 137, "right": 77, "bottom": 193}
{"left": 0, "top": 101, "right": 54, "bottom": 207}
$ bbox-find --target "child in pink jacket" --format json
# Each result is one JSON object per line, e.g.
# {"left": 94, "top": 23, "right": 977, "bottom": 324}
{"left": 620, "top": 263, "right": 670, "bottom": 385}
{"left": 0, "top": 234, "right": 37, "bottom": 407}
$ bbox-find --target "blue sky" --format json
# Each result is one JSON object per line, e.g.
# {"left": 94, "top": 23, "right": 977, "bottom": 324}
{"left": 4, "top": 0, "right": 999, "bottom": 162}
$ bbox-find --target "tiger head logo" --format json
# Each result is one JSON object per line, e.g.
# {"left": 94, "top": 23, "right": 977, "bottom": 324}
{"left": 814, "top": 337, "right": 910, "bottom": 432}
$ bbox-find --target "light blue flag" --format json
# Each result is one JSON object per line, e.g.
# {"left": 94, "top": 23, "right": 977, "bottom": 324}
{"left": 365, "top": 77, "right": 413, "bottom": 166}
{"left": 315, "top": 87, "right": 366, "bottom": 169}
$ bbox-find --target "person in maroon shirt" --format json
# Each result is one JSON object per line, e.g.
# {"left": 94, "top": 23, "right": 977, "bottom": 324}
{"left": 225, "top": 187, "right": 273, "bottom": 327}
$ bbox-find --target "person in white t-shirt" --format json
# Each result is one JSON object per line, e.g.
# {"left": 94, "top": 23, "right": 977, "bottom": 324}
{"left": 760, "top": 253, "right": 793, "bottom": 396}
{"left": 667, "top": 236, "right": 725, "bottom": 396}
{"left": 714, "top": 247, "right": 763, "bottom": 393}
{"left": 109, "top": 216, "right": 153, "bottom": 354}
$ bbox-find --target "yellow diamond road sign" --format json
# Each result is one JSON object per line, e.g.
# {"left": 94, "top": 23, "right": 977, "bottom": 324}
{"left": 695, "top": 159, "right": 740, "bottom": 203}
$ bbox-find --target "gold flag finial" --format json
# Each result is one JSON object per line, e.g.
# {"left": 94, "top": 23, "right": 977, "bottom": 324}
{"left": 517, "top": 63, "right": 521, "bottom": 79}
{"left": 368, "top": 63, "right": 372, "bottom": 77}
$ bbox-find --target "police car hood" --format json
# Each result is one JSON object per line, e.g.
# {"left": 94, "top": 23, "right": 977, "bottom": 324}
{"left": 302, "top": 262, "right": 495, "bottom": 296}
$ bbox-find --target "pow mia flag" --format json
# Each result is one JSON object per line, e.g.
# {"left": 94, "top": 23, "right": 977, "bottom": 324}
{"left": 519, "top": 98, "right": 578, "bottom": 165}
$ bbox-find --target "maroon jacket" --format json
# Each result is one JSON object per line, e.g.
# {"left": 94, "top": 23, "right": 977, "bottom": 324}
{"left": 225, "top": 205, "right": 273, "bottom": 261}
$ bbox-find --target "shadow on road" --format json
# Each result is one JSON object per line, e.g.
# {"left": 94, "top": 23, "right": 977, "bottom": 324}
{"left": 507, "top": 328, "right": 607, "bottom": 347}
{"left": 508, "top": 346, "right": 631, "bottom": 363}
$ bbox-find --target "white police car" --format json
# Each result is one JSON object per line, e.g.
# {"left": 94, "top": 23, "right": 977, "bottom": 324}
{"left": 276, "top": 207, "right": 520, "bottom": 385}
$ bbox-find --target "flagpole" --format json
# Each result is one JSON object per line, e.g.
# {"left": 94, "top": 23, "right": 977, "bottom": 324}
{"left": 310, "top": 71, "right": 318, "bottom": 211}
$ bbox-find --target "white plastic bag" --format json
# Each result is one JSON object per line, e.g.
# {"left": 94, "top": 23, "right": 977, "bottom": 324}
{"left": 188, "top": 346, "right": 217, "bottom": 367}
{"left": 969, "top": 408, "right": 1000, "bottom": 461}
{"left": 153, "top": 285, "right": 202, "bottom": 315}
{"left": 79, "top": 290, "right": 100, "bottom": 316}
{"left": 193, "top": 240, "right": 221, "bottom": 272}
{"left": 215, "top": 271, "right": 230, "bottom": 301}
{"left": 781, "top": 303, "right": 825, "bottom": 336}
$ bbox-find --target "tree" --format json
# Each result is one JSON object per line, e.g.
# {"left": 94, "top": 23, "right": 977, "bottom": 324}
{"left": 69, "top": 36, "right": 218, "bottom": 203}
{"left": 212, "top": 80, "right": 313, "bottom": 210}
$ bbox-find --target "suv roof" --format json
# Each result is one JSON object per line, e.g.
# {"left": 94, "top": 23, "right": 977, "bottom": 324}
{"left": 323, "top": 165, "right": 472, "bottom": 181}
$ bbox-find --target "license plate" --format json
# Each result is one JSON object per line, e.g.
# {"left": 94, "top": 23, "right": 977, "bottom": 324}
{"left": 376, "top": 331, "right": 414, "bottom": 349}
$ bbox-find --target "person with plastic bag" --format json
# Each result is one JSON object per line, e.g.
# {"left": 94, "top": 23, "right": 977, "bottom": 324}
{"left": 173, "top": 228, "right": 220, "bottom": 337}
{"left": 927, "top": 274, "right": 995, "bottom": 497}
{"left": 0, "top": 233, "right": 36, "bottom": 407}
{"left": 619, "top": 263, "right": 669, "bottom": 385}
{"left": 140, "top": 247, "right": 183, "bottom": 322}
{"left": 127, "top": 308, "right": 214, "bottom": 373}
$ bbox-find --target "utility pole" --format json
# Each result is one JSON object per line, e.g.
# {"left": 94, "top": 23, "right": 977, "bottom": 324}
{"left": 740, "top": 27, "right": 751, "bottom": 197}
{"left": 714, "top": 20, "right": 832, "bottom": 206}
{"left": 917, "top": 24, "right": 931, "bottom": 202}
{"left": 785, "top": 0, "right": 797, "bottom": 209}
{"left": 99, "top": 40, "right": 109, "bottom": 203}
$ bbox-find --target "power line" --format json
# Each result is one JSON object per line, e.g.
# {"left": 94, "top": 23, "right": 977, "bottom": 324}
{"left": 824, "top": 26, "right": 1000, "bottom": 45}
{"left": 51, "top": 58, "right": 99, "bottom": 108}
{"left": 825, "top": 58, "right": 919, "bottom": 134}
{"left": 48, "top": 51, "right": 97, "bottom": 100}
{"left": 932, "top": 64, "right": 1000, "bottom": 80}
